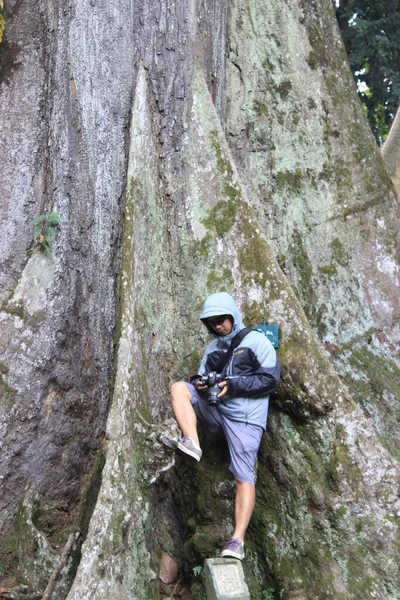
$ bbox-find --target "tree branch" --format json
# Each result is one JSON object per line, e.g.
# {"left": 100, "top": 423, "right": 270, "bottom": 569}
{"left": 41, "top": 533, "right": 77, "bottom": 600}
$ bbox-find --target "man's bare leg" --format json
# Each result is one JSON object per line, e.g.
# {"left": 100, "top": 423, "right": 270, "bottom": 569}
{"left": 232, "top": 479, "right": 256, "bottom": 542}
{"left": 171, "top": 381, "right": 200, "bottom": 446}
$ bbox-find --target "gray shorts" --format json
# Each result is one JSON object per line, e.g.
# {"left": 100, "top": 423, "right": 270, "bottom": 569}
{"left": 185, "top": 383, "right": 263, "bottom": 485}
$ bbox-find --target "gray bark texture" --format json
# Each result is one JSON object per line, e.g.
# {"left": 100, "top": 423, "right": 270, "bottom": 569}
{"left": 0, "top": 1, "right": 399, "bottom": 599}
{"left": 382, "top": 106, "right": 400, "bottom": 195}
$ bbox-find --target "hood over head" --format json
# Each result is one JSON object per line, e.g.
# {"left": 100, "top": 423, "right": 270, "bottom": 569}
{"left": 200, "top": 292, "right": 245, "bottom": 342}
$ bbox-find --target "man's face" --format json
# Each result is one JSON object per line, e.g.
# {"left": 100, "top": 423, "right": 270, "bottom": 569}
{"left": 207, "top": 314, "right": 233, "bottom": 336}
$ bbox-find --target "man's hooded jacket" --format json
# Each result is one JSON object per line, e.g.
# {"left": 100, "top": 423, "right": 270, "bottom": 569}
{"left": 198, "top": 292, "right": 280, "bottom": 430}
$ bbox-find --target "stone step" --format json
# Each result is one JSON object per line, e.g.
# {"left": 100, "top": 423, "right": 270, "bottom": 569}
{"left": 204, "top": 558, "right": 250, "bottom": 600}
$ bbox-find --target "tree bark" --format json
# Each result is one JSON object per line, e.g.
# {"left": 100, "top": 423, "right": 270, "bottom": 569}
{"left": 382, "top": 105, "right": 400, "bottom": 195}
{"left": 0, "top": 0, "right": 399, "bottom": 599}
{"left": 41, "top": 533, "right": 76, "bottom": 600}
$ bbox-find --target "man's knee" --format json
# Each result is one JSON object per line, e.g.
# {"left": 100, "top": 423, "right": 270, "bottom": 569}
{"left": 235, "top": 477, "right": 256, "bottom": 488}
{"left": 171, "top": 381, "right": 191, "bottom": 401}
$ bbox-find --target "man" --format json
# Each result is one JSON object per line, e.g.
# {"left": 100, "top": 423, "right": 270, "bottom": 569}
{"left": 171, "top": 292, "right": 280, "bottom": 560}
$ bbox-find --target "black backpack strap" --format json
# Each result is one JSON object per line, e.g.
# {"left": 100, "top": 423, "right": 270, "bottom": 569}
{"left": 219, "top": 327, "right": 253, "bottom": 374}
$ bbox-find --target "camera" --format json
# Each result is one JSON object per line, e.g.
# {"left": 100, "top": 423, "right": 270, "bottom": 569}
{"left": 200, "top": 371, "right": 225, "bottom": 405}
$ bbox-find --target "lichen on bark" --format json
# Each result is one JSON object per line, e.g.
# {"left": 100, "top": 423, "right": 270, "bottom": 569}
{"left": 0, "top": 0, "right": 399, "bottom": 599}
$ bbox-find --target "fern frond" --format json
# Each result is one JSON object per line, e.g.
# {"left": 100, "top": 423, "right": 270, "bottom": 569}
{"left": 29, "top": 214, "right": 47, "bottom": 227}
{"left": 47, "top": 212, "right": 61, "bottom": 225}
{"left": 33, "top": 225, "right": 42, "bottom": 241}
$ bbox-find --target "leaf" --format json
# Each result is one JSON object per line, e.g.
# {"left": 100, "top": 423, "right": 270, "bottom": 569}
{"left": 29, "top": 212, "right": 61, "bottom": 227}
{"left": 159, "top": 552, "right": 178, "bottom": 585}
{"left": 41, "top": 238, "right": 52, "bottom": 252}
{"left": 45, "top": 226, "right": 57, "bottom": 240}
{"left": 0, "top": 14, "right": 5, "bottom": 44}
{"left": 192, "top": 565, "right": 203, "bottom": 577}
{"left": 47, "top": 211, "right": 61, "bottom": 225}
{"left": 29, "top": 214, "right": 47, "bottom": 227}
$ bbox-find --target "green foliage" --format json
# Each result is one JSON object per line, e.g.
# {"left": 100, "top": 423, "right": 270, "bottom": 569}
{"left": 191, "top": 566, "right": 206, "bottom": 600}
{"left": 0, "top": 361, "right": 17, "bottom": 402}
{"left": 28, "top": 212, "right": 60, "bottom": 253}
{"left": 192, "top": 565, "right": 204, "bottom": 578}
{"left": 0, "top": 0, "right": 5, "bottom": 44}
{"left": 335, "top": 0, "right": 400, "bottom": 144}
{"left": 254, "top": 590, "right": 275, "bottom": 600}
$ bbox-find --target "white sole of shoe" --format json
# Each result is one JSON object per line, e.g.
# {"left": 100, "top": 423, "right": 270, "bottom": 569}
{"left": 221, "top": 549, "right": 245, "bottom": 560}
{"left": 177, "top": 441, "right": 202, "bottom": 462}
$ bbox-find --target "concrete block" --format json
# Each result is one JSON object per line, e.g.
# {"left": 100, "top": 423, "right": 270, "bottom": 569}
{"left": 204, "top": 558, "right": 250, "bottom": 600}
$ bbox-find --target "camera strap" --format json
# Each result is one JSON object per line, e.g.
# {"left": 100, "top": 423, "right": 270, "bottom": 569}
{"left": 220, "top": 327, "right": 253, "bottom": 374}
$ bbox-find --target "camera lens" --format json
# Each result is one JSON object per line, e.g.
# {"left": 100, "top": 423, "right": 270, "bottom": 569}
{"left": 207, "top": 385, "right": 220, "bottom": 405}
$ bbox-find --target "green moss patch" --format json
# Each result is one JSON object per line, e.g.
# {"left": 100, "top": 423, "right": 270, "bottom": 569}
{"left": 342, "top": 346, "right": 400, "bottom": 457}
{"left": 330, "top": 238, "right": 349, "bottom": 265}
{"left": 206, "top": 267, "right": 235, "bottom": 292}
{"left": 275, "top": 169, "right": 304, "bottom": 193}
{"left": 0, "top": 362, "right": 17, "bottom": 405}
{"left": 319, "top": 264, "right": 338, "bottom": 276}
{"left": 202, "top": 197, "right": 238, "bottom": 237}
{"left": 210, "top": 129, "right": 234, "bottom": 178}
{"left": 288, "top": 230, "right": 318, "bottom": 324}
{"left": 1, "top": 299, "right": 25, "bottom": 320}
{"left": 0, "top": 528, "right": 18, "bottom": 579}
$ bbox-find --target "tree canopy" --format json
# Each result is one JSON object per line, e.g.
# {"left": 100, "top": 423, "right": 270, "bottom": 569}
{"left": 335, "top": 0, "right": 400, "bottom": 144}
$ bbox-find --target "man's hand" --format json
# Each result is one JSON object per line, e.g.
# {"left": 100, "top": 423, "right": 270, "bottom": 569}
{"left": 217, "top": 381, "right": 228, "bottom": 397}
{"left": 195, "top": 380, "right": 208, "bottom": 392}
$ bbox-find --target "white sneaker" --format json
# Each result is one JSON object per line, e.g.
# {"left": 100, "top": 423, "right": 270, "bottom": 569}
{"left": 177, "top": 437, "right": 202, "bottom": 462}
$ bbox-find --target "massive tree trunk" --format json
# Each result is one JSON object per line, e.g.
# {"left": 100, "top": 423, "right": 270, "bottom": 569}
{"left": 0, "top": 1, "right": 399, "bottom": 599}
{"left": 382, "top": 106, "right": 400, "bottom": 195}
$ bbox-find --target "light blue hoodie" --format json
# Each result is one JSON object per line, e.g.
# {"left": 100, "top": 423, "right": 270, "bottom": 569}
{"left": 200, "top": 292, "right": 246, "bottom": 344}
{"left": 198, "top": 293, "right": 280, "bottom": 429}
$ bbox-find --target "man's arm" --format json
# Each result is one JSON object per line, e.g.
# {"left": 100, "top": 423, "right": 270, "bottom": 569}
{"left": 191, "top": 341, "right": 222, "bottom": 392}
{"left": 222, "top": 336, "right": 280, "bottom": 398}
{"left": 225, "top": 365, "right": 280, "bottom": 397}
